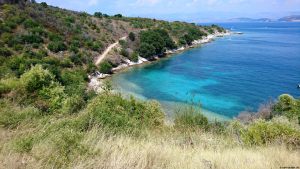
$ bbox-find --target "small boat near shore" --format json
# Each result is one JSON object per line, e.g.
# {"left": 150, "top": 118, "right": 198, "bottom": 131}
{"left": 234, "top": 32, "right": 243, "bottom": 34}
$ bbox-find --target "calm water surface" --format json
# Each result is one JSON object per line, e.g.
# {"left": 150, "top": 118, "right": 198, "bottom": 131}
{"left": 112, "top": 22, "right": 300, "bottom": 119}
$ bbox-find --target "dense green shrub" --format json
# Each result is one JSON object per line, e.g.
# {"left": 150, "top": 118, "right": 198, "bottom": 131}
{"left": 48, "top": 41, "right": 67, "bottom": 53}
{"left": 119, "top": 39, "right": 127, "bottom": 48}
{"left": 20, "top": 65, "right": 54, "bottom": 92}
{"left": 130, "top": 51, "right": 139, "bottom": 62}
{"left": 60, "top": 69, "right": 87, "bottom": 96}
{"left": 65, "top": 16, "right": 75, "bottom": 24}
{"left": 40, "top": 2, "right": 48, "bottom": 8}
{"left": 23, "top": 19, "right": 39, "bottom": 29}
{"left": 7, "top": 56, "right": 27, "bottom": 76}
{"left": 139, "top": 29, "right": 176, "bottom": 58}
{"left": 91, "top": 41, "right": 102, "bottom": 51}
{"left": 20, "top": 34, "right": 44, "bottom": 44}
{"left": 0, "top": 47, "right": 12, "bottom": 57}
{"left": 238, "top": 118, "right": 300, "bottom": 146}
{"left": 94, "top": 12, "right": 103, "bottom": 18}
{"left": 138, "top": 43, "right": 156, "bottom": 59}
{"left": 114, "top": 14, "right": 123, "bottom": 18}
{"left": 85, "top": 93, "right": 164, "bottom": 134}
{"left": 48, "top": 33, "right": 63, "bottom": 42}
{"left": 37, "top": 82, "right": 66, "bottom": 113}
{"left": 174, "top": 106, "right": 209, "bottom": 130}
{"left": 62, "top": 95, "right": 85, "bottom": 114}
{"left": 129, "top": 32, "right": 135, "bottom": 41}
{"left": 99, "top": 61, "right": 113, "bottom": 74}
{"left": 272, "top": 94, "right": 300, "bottom": 120}
{"left": 30, "top": 27, "right": 48, "bottom": 37}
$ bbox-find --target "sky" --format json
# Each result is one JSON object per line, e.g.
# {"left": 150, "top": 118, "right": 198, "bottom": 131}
{"left": 36, "top": 0, "right": 300, "bottom": 22}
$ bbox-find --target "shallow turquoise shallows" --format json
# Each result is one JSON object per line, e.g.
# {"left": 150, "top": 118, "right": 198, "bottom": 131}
{"left": 112, "top": 22, "right": 300, "bottom": 120}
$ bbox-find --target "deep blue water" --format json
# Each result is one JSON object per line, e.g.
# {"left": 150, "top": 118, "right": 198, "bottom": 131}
{"left": 112, "top": 22, "right": 300, "bottom": 119}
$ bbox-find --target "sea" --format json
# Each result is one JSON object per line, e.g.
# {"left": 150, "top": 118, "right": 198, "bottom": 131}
{"left": 111, "top": 22, "right": 300, "bottom": 120}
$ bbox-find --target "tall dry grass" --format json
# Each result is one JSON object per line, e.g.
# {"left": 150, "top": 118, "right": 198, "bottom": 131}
{"left": 1, "top": 128, "right": 299, "bottom": 169}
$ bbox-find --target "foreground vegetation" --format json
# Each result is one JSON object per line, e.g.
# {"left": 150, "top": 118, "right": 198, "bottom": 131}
{"left": 0, "top": 1, "right": 300, "bottom": 169}
{"left": 0, "top": 65, "right": 299, "bottom": 168}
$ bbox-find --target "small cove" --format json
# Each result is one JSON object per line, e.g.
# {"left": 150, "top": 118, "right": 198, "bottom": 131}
{"left": 112, "top": 22, "right": 300, "bottom": 120}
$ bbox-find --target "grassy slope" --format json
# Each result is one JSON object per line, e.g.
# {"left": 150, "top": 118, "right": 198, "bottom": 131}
{"left": 0, "top": 2, "right": 300, "bottom": 169}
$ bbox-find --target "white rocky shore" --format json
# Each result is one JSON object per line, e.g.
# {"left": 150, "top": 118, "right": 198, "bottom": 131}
{"left": 88, "top": 31, "right": 231, "bottom": 92}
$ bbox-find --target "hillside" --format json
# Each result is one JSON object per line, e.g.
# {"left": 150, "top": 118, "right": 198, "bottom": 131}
{"left": 0, "top": 2, "right": 226, "bottom": 77}
{"left": 0, "top": 2, "right": 300, "bottom": 169}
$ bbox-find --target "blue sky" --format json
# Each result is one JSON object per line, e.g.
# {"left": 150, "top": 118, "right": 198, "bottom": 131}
{"left": 36, "top": 0, "right": 300, "bottom": 22}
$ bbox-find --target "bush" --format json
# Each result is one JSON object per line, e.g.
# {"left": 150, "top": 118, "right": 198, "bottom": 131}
{"left": 20, "top": 34, "right": 44, "bottom": 44}
{"left": 174, "top": 106, "right": 209, "bottom": 130}
{"left": 48, "top": 41, "right": 67, "bottom": 53}
{"left": 20, "top": 65, "right": 54, "bottom": 92}
{"left": 23, "top": 19, "right": 39, "bottom": 29}
{"left": 60, "top": 69, "right": 87, "bottom": 96}
{"left": 0, "top": 47, "right": 12, "bottom": 57}
{"left": 99, "top": 61, "right": 113, "bottom": 74}
{"left": 130, "top": 51, "right": 139, "bottom": 62}
{"left": 94, "top": 12, "right": 103, "bottom": 18}
{"left": 48, "top": 33, "right": 63, "bottom": 42}
{"left": 40, "top": 2, "right": 48, "bottom": 8}
{"left": 129, "top": 32, "right": 135, "bottom": 41}
{"left": 240, "top": 118, "right": 300, "bottom": 146}
{"left": 114, "top": 14, "right": 122, "bottom": 18}
{"left": 119, "top": 39, "right": 127, "bottom": 48}
{"left": 7, "top": 56, "right": 27, "bottom": 76}
{"left": 62, "top": 95, "right": 85, "bottom": 114}
{"left": 91, "top": 41, "right": 102, "bottom": 51}
{"left": 30, "top": 27, "right": 48, "bottom": 37}
{"left": 85, "top": 93, "right": 164, "bottom": 134}
{"left": 138, "top": 43, "right": 156, "bottom": 59}
{"left": 120, "top": 48, "right": 129, "bottom": 58}
{"left": 139, "top": 29, "right": 176, "bottom": 55}
{"left": 37, "top": 82, "right": 66, "bottom": 113}
{"left": 272, "top": 94, "right": 300, "bottom": 120}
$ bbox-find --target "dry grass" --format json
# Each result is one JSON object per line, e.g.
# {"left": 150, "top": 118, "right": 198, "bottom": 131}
{"left": 1, "top": 128, "right": 299, "bottom": 169}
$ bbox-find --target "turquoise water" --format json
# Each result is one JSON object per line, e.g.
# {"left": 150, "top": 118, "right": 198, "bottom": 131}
{"left": 112, "top": 22, "right": 300, "bottom": 119}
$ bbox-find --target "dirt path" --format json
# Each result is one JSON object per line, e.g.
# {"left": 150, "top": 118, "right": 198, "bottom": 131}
{"left": 95, "top": 36, "right": 127, "bottom": 65}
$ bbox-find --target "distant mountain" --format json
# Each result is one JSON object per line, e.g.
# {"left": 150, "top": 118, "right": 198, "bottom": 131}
{"left": 228, "top": 17, "right": 273, "bottom": 22}
{"left": 278, "top": 15, "right": 300, "bottom": 22}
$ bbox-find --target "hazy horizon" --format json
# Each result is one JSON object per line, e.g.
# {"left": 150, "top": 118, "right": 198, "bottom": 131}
{"left": 35, "top": 0, "right": 300, "bottom": 22}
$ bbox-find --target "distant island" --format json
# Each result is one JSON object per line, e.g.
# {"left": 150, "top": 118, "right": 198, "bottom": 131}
{"left": 278, "top": 15, "right": 300, "bottom": 22}
{"left": 229, "top": 17, "right": 273, "bottom": 22}
{"left": 229, "top": 15, "right": 300, "bottom": 22}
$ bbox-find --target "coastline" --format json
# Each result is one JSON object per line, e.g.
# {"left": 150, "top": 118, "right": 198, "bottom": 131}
{"left": 113, "top": 31, "right": 231, "bottom": 73}
{"left": 89, "top": 31, "right": 232, "bottom": 92}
